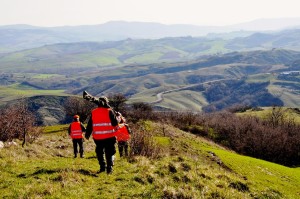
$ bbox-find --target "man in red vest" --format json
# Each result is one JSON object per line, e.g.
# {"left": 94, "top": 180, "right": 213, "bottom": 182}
{"left": 68, "top": 115, "right": 86, "bottom": 158}
{"left": 85, "top": 96, "right": 119, "bottom": 174}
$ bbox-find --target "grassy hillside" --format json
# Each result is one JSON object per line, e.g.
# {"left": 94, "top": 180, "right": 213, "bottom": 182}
{"left": 0, "top": 122, "right": 299, "bottom": 198}
{"left": 237, "top": 107, "right": 300, "bottom": 124}
{"left": 1, "top": 49, "right": 299, "bottom": 113}
{"left": 0, "top": 83, "right": 68, "bottom": 105}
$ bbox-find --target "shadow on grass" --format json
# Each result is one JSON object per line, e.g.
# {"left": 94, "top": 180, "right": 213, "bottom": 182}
{"left": 17, "top": 167, "right": 99, "bottom": 178}
{"left": 78, "top": 169, "right": 98, "bottom": 177}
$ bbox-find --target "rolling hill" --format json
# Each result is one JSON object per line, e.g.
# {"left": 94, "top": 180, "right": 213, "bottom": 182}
{"left": 2, "top": 18, "right": 300, "bottom": 53}
{"left": 1, "top": 30, "right": 300, "bottom": 116}
{"left": 0, "top": 121, "right": 299, "bottom": 198}
{"left": 1, "top": 48, "right": 299, "bottom": 114}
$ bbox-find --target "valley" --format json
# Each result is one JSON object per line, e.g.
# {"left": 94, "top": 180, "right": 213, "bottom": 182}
{"left": 0, "top": 25, "right": 299, "bottom": 123}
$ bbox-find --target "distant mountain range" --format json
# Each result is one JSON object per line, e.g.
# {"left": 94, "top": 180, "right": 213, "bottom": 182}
{"left": 1, "top": 18, "right": 300, "bottom": 53}
{"left": 2, "top": 28, "right": 300, "bottom": 74}
{"left": 1, "top": 18, "right": 300, "bottom": 115}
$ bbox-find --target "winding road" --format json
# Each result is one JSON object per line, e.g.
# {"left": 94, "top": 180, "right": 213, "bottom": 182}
{"left": 149, "top": 79, "right": 230, "bottom": 104}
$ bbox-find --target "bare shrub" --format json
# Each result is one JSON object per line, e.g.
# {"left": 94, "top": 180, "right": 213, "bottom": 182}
{"left": 127, "top": 102, "right": 153, "bottom": 123}
{"left": 198, "top": 111, "right": 300, "bottom": 166}
{"left": 107, "top": 93, "right": 127, "bottom": 113}
{"left": 63, "top": 96, "right": 96, "bottom": 123}
{"left": 153, "top": 110, "right": 300, "bottom": 166}
{"left": 266, "top": 106, "right": 286, "bottom": 127}
{"left": 0, "top": 99, "right": 41, "bottom": 146}
{"left": 26, "top": 126, "right": 43, "bottom": 144}
{"left": 129, "top": 122, "right": 164, "bottom": 159}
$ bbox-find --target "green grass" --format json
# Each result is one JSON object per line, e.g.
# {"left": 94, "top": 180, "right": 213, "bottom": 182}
{"left": 0, "top": 121, "right": 299, "bottom": 198}
{"left": 237, "top": 107, "right": 300, "bottom": 124}
{"left": 0, "top": 84, "right": 68, "bottom": 105}
{"left": 209, "top": 149, "right": 300, "bottom": 199}
{"left": 267, "top": 82, "right": 300, "bottom": 107}
{"left": 246, "top": 73, "right": 275, "bottom": 83}
{"left": 31, "top": 74, "right": 65, "bottom": 79}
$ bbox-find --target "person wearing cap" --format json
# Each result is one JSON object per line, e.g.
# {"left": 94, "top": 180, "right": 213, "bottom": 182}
{"left": 85, "top": 96, "right": 119, "bottom": 174}
{"left": 68, "top": 115, "right": 86, "bottom": 158}
{"left": 116, "top": 112, "right": 131, "bottom": 157}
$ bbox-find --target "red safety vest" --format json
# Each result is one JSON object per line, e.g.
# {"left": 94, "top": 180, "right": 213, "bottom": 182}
{"left": 116, "top": 124, "right": 130, "bottom": 141}
{"left": 70, "top": 122, "right": 83, "bottom": 139}
{"left": 92, "top": 107, "right": 118, "bottom": 140}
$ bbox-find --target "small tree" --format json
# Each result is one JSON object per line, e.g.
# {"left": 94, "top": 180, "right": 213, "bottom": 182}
{"left": 64, "top": 96, "right": 96, "bottom": 123}
{"left": 128, "top": 102, "right": 153, "bottom": 123}
{"left": 267, "top": 106, "right": 285, "bottom": 127}
{"left": 108, "top": 93, "right": 127, "bottom": 113}
{"left": 0, "top": 99, "right": 41, "bottom": 146}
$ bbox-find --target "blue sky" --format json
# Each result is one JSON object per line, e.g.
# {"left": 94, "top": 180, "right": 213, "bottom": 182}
{"left": 1, "top": 0, "right": 300, "bottom": 27}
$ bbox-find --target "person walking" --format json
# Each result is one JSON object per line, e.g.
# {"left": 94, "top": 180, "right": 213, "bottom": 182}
{"left": 85, "top": 96, "right": 119, "bottom": 174}
{"left": 68, "top": 115, "right": 86, "bottom": 158}
{"left": 116, "top": 112, "right": 131, "bottom": 157}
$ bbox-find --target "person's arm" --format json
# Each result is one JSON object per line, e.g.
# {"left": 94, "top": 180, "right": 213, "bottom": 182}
{"left": 109, "top": 110, "right": 119, "bottom": 126}
{"left": 68, "top": 124, "right": 71, "bottom": 136}
{"left": 80, "top": 123, "right": 86, "bottom": 132}
{"left": 85, "top": 116, "right": 93, "bottom": 139}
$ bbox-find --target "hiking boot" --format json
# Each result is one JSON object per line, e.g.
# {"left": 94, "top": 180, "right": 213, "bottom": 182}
{"left": 107, "top": 166, "right": 113, "bottom": 174}
{"left": 74, "top": 154, "right": 77, "bottom": 158}
{"left": 97, "top": 167, "right": 106, "bottom": 174}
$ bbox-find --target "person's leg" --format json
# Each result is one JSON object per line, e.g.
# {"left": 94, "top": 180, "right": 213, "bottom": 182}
{"left": 118, "top": 141, "right": 124, "bottom": 157}
{"left": 94, "top": 140, "right": 106, "bottom": 172}
{"left": 124, "top": 141, "right": 129, "bottom": 157}
{"left": 72, "top": 139, "right": 78, "bottom": 158}
{"left": 105, "top": 137, "right": 116, "bottom": 174}
{"left": 78, "top": 139, "right": 84, "bottom": 158}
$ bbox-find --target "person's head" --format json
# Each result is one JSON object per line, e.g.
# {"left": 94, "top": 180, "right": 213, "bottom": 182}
{"left": 73, "top": 115, "right": 80, "bottom": 121}
{"left": 97, "top": 96, "right": 110, "bottom": 108}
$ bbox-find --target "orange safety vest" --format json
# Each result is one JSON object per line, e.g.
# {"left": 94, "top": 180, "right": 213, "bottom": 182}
{"left": 116, "top": 124, "right": 130, "bottom": 142}
{"left": 91, "top": 107, "right": 118, "bottom": 140}
{"left": 70, "top": 122, "right": 83, "bottom": 139}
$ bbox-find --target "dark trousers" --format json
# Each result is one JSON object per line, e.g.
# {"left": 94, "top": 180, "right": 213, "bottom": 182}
{"left": 72, "top": 138, "right": 84, "bottom": 157}
{"left": 118, "top": 141, "right": 129, "bottom": 157}
{"left": 94, "top": 137, "right": 116, "bottom": 171}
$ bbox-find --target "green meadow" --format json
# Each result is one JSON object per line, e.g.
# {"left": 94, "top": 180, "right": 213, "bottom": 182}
{"left": 0, "top": 83, "right": 68, "bottom": 105}
{"left": 237, "top": 107, "right": 300, "bottom": 124}
{"left": 0, "top": 122, "right": 299, "bottom": 199}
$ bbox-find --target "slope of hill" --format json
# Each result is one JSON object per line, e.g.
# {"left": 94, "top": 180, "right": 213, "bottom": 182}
{"left": 2, "top": 30, "right": 300, "bottom": 74}
{"left": 74, "top": 49, "right": 300, "bottom": 110}
{"left": 0, "top": 121, "right": 299, "bottom": 198}
{"left": 1, "top": 49, "right": 299, "bottom": 112}
{"left": 226, "top": 29, "right": 300, "bottom": 51}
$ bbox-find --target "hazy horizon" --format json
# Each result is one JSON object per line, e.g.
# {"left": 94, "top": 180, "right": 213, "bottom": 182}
{"left": 1, "top": 0, "right": 300, "bottom": 27}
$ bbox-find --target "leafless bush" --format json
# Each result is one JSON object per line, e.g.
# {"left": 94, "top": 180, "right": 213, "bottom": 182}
{"left": 0, "top": 100, "right": 42, "bottom": 146}
{"left": 196, "top": 111, "right": 300, "bottom": 166}
{"left": 128, "top": 122, "right": 164, "bottom": 159}
{"left": 126, "top": 102, "right": 154, "bottom": 123}
{"left": 107, "top": 93, "right": 127, "bottom": 113}
{"left": 153, "top": 110, "right": 300, "bottom": 166}
{"left": 63, "top": 96, "right": 96, "bottom": 122}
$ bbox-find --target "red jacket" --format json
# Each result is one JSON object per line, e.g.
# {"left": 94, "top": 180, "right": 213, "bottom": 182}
{"left": 70, "top": 122, "right": 84, "bottom": 139}
{"left": 91, "top": 107, "right": 118, "bottom": 140}
{"left": 116, "top": 124, "right": 130, "bottom": 141}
